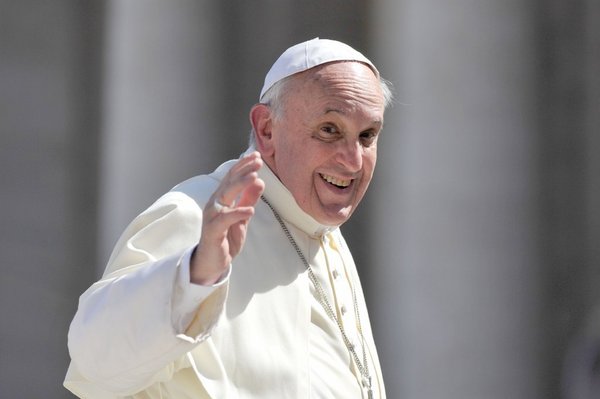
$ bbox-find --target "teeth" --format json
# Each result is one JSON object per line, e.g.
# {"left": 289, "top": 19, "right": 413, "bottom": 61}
{"left": 320, "top": 173, "right": 351, "bottom": 188}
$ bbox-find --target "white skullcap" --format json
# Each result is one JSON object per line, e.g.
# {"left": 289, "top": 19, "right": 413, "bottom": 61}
{"left": 259, "top": 37, "right": 379, "bottom": 100}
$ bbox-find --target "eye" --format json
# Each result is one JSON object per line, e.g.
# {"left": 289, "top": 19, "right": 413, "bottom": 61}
{"left": 316, "top": 124, "right": 342, "bottom": 141}
{"left": 321, "top": 124, "right": 338, "bottom": 135}
{"left": 359, "top": 130, "right": 378, "bottom": 147}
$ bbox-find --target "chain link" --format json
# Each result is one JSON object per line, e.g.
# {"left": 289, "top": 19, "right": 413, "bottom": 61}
{"left": 261, "top": 196, "right": 373, "bottom": 397}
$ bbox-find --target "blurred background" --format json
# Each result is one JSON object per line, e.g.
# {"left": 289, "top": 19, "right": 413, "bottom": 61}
{"left": 1, "top": 0, "right": 599, "bottom": 398}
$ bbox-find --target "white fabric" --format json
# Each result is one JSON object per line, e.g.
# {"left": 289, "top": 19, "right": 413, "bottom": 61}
{"left": 65, "top": 151, "right": 385, "bottom": 398}
{"left": 308, "top": 232, "right": 381, "bottom": 398}
{"left": 259, "top": 37, "right": 379, "bottom": 100}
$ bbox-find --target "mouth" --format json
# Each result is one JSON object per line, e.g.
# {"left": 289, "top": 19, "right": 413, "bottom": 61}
{"left": 319, "top": 173, "right": 352, "bottom": 189}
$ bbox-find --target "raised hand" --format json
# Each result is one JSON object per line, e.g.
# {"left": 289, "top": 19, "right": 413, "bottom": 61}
{"left": 190, "top": 152, "right": 265, "bottom": 285}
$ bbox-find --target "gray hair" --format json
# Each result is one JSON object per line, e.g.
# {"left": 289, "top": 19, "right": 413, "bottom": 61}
{"left": 248, "top": 70, "right": 394, "bottom": 147}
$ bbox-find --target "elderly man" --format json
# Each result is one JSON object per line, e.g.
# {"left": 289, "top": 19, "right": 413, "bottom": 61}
{"left": 65, "top": 38, "right": 393, "bottom": 398}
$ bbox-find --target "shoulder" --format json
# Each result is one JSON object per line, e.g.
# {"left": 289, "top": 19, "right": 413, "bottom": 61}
{"left": 169, "top": 158, "right": 238, "bottom": 208}
{"left": 108, "top": 159, "right": 238, "bottom": 258}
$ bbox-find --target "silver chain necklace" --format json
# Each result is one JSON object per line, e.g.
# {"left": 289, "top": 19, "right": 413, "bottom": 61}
{"left": 261, "top": 196, "right": 374, "bottom": 399}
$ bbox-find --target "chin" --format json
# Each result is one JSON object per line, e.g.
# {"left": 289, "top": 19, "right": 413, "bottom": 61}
{"left": 316, "top": 207, "right": 354, "bottom": 226}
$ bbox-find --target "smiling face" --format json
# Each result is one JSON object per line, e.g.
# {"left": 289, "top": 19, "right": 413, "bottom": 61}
{"left": 252, "top": 61, "right": 386, "bottom": 226}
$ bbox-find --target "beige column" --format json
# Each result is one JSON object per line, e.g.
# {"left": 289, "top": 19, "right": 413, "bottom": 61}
{"left": 370, "top": 1, "right": 541, "bottom": 398}
{"left": 98, "top": 0, "right": 222, "bottom": 267}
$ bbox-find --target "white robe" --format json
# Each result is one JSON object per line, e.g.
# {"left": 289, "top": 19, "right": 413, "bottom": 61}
{"left": 65, "top": 153, "right": 386, "bottom": 398}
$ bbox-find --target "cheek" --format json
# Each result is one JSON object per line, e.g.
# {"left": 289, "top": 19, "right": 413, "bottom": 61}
{"left": 363, "top": 149, "right": 377, "bottom": 172}
{"left": 277, "top": 150, "right": 315, "bottom": 192}
{"left": 359, "top": 152, "right": 377, "bottom": 188}
{"left": 293, "top": 155, "right": 323, "bottom": 200}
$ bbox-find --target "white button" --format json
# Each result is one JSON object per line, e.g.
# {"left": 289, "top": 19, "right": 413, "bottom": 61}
{"left": 341, "top": 305, "right": 348, "bottom": 315}
{"left": 329, "top": 239, "right": 338, "bottom": 250}
{"left": 332, "top": 269, "right": 339, "bottom": 279}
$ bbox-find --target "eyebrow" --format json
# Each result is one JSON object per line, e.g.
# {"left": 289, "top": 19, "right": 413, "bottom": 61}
{"left": 324, "top": 108, "right": 384, "bottom": 126}
{"left": 324, "top": 107, "right": 345, "bottom": 115}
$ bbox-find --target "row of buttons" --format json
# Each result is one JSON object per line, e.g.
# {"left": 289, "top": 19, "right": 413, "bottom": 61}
{"left": 324, "top": 233, "right": 359, "bottom": 353}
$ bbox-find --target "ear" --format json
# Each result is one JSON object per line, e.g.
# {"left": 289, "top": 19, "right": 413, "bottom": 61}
{"left": 249, "top": 104, "right": 275, "bottom": 157}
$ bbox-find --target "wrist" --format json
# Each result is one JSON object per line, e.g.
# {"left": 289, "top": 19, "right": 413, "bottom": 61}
{"left": 189, "top": 246, "right": 229, "bottom": 286}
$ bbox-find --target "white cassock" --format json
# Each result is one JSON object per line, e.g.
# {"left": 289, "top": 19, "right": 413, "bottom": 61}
{"left": 65, "top": 149, "right": 386, "bottom": 398}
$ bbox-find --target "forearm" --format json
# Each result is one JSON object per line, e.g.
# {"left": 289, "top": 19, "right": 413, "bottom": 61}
{"left": 67, "top": 248, "right": 228, "bottom": 394}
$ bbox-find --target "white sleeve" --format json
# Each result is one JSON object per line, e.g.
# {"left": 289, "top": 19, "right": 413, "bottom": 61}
{"left": 66, "top": 191, "right": 228, "bottom": 396}
{"left": 172, "top": 247, "right": 231, "bottom": 334}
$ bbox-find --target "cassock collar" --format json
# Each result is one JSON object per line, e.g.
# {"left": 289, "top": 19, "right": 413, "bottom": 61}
{"left": 244, "top": 148, "right": 337, "bottom": 238}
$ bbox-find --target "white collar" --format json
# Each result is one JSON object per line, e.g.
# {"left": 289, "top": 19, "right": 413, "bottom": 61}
{"left": 245, "top": 148, "right": 337, "bottom": 238}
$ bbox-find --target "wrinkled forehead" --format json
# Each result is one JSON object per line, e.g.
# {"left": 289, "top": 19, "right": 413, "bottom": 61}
{"left": 283, "top": 63, "right": 386, "bottom": 125}
{"left": 268, "top": 61, "right": 380, "bottom": 104}
{"left": 296, "top": 62, "right": 384, "bottom": 103}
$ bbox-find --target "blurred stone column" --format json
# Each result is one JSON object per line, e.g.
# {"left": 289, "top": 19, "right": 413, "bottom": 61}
{"left": 98, "top": 0, "right": 222, "bottom": 268}
{"left": 370, "top": 1, "right": 541, "bottom": 398}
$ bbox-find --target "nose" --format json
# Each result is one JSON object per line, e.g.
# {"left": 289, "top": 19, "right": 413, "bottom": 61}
{"left": 336, "top": 139, "right": 363, "bottom": 172}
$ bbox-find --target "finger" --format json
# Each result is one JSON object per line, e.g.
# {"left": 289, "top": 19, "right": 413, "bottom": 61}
{"left": 224, "top": 152, "right": 261, "bottom": 187}
{"left": 218, "top": 155, "right": 263, "bottom": 206}
{"left": 236, "top": 176, "right": 265, "bottom": 208}
{"left": 209, "top": 173, "right": 259, "bottom": 214}
{"left": 203, "top": 206, "right": 255, "bottom": 241}
{"left": 226, "top": 218, "right": 251, "bottom": 258}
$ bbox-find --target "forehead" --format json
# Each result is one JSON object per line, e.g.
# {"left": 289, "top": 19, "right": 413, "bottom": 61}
{"left": 288, "top": 62, "right": 385, "bottom": 119}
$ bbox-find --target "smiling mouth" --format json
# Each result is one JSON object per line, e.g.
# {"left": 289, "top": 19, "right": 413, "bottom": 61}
{"left": 319, "top": 173, "right": 352, "bottom": 188}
